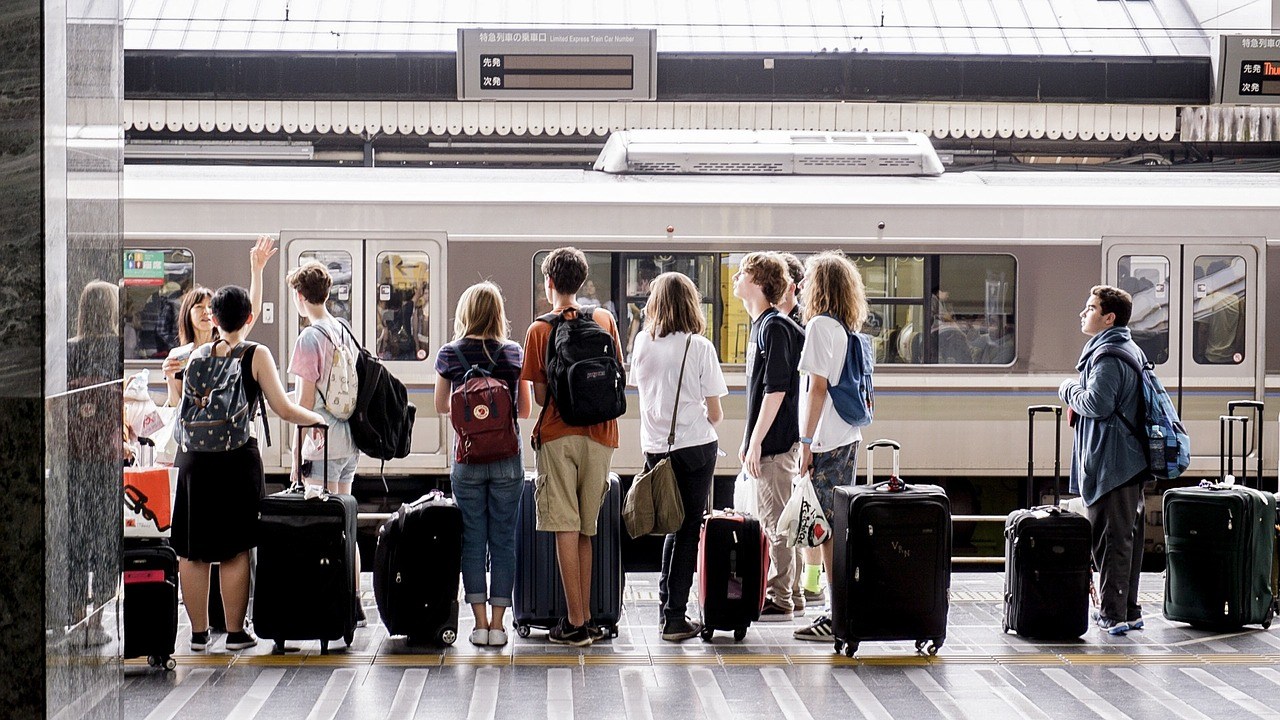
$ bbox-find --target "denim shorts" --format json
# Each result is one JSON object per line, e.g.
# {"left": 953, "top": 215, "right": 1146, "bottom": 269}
{"left": 301, "top": 454, "right": 359, "bottom": 492}
{"left": 810, "top": 442, "right": 859, "bottom": 521}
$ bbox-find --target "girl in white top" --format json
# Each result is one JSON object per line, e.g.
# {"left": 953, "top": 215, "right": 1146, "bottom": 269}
{"left": 629, "top": 272, "right": 728, "bottom": 642}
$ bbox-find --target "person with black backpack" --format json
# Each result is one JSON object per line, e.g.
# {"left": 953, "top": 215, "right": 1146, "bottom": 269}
{"left": 520, "top": 247, "right": 626, "bottom": 646}
{"left": 172, "top": 285, "right": 323, "bottom": 653}
{"left": 434, "top": 282, "right": 530, "bottom": 647}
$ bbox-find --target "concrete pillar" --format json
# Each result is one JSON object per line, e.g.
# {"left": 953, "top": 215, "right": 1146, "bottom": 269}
{"left": 0, "top": 0, "right": 123, "bottom": 717}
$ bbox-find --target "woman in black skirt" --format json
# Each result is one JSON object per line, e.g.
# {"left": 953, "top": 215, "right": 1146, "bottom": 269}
{"left": 171, "top": 285, "right": 322, "bottom": 652}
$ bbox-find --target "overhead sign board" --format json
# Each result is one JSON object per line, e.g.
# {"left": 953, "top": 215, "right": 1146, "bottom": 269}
{"left": 458, "top": 28, "right": 656, "bottom": 101}
{"left": 1219, "top": 34, "right": 1280, "bottom": 104}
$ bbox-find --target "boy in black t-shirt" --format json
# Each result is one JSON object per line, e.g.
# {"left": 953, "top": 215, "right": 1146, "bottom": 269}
{"left": 733, "top": 252, "right": 803, "bottom": 621}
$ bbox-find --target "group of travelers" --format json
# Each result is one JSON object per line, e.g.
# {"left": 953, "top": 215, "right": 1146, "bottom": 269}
{"left": 161, "top": 234, "right": 1146, "bottom": 654}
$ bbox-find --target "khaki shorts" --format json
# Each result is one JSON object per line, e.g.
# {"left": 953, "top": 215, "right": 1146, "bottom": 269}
{"left": 534, "top": 435, "right": 615, "bottom": 535}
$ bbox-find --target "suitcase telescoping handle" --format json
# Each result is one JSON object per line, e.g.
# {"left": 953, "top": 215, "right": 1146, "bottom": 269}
{"left": 865, "top": 439, "right": 904, "bottom": 492}
{"left": 1220, "top": 415, "right": 1250, "bottom": 487}
{"left": 1027, "top": 405, "right": 1062, "bottom": 508}
{"left": 1227, "top": 400, "right": 1265, "bottom": 490}
{"left": 293, "top": 422, "right": 330, "bottom": 490}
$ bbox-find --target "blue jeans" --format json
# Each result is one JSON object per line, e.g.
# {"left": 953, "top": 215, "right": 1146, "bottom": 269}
{"left": 451, "top": 453, "right": 524, "bottom": 607}
{"left": 646, "top": 441, "right": 719, "bottom": 623}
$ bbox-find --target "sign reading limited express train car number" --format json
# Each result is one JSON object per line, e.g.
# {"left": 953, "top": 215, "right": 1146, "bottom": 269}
{"left": 459, "top": 28, "right": 656, "bottom": 101}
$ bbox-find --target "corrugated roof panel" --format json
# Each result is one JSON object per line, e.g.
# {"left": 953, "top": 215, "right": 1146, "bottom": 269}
{"left": 1021, "top": 1, "right": 1070, "bottom": 55}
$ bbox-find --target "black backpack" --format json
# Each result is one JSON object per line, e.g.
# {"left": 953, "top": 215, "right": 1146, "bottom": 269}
{"left": 538, "top": 308, "right": 626, "bottom": 427}
{"left": 337, "top": 322, "right": 417, "bottom": 462}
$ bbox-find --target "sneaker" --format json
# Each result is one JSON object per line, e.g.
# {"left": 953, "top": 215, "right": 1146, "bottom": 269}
{"left": 803, "top": 586, "right": 826, "bottom": 605}
{"left": 794, "top": 615, "right": 835, "bottom": 641}
{"left": 487, "top": 628, "right": 508, "bottom": 647}
{"left": 469, "top": 628, "right": 491, "bottom": 646}
{"left": 189, "top": 630, "right": 210, "bottom": 651}
{"left": 1126, "top": 616, "right": 1145, "bottom": 631}
{"left": 586, "top": 623, "right": 610, "bottom": 642}
{"left": 758, "top": 599, "right": 793, "bottom": 623}
{"left": 547, "top": 619, "right": 592, "bottom": 647}
{"left": 793, "top": 598, "right": 806, "bottom": 618}
{"left": 225, "top": 630, "right": 258, "bottom": 651}
{"left": 1092, "top": 614, "right": 1129, "bottom": 636}
{"left": 660, "top": 617, "right": 703, "bottom": 642}
{"left": 355, "top": 602, "right": 368, "bottom": 629}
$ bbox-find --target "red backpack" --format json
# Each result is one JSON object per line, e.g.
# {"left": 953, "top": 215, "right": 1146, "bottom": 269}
{"left": 448, "top": 345, "right": 520, "bottom": 464}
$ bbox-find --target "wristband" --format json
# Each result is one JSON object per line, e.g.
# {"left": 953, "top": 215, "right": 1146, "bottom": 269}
{"left": 800, "top": 437, "right": 813, "bottom": 445}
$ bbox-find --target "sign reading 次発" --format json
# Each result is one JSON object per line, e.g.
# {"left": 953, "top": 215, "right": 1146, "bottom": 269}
{"left": 1219, "top": 35, "right": 1280, "bottom": 104}
{"left": 458, "top": 28, "right": 656, "bottom": 101}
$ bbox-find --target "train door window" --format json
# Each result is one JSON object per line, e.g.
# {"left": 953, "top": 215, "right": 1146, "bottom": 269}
{"left": 374, "top": 252, "right": 430, "bottom": 361}
{"left": 532, "top": 250, "right": 615, "bottom": 320}
{"left": 122, "top": 248, "right": 193, "bottom": 359}
{"left": 1191, "top": 255, "right": 1246, "bottom": 365}
{"left": 297, "top": 250, "right": 354, "bottom": 326}
{"left": 1117, "top": 255, "right": 1171, "bottom": 365}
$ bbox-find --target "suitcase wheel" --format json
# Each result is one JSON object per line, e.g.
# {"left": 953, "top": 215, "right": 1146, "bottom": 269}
{"left": 610, "top": 625, "right": 619, "bottom": 639}
{"left": 273, "top": 639, "right": 287, "bottom": 655}
{"left": 439, "top": 628, "right": 457, "bottom": 646}
{"left": 147, "top": 655, "right": 176, "bottom": 671}
{"left": 844, "top": 642, "right": 857, "bottom": 658}
{"left": 699, "top": 627, "right": 713, "bottom": 643}
{"left": 320, "top": 639, "right": 330, "bottom": 655}
{"left": 344, "top": 630, "right": 354, "bottom": 647}
{"left": 733, "top": 627, "right": 747, "bottom": 642}
{"left": 516, "top": 624, "right": 531, "bottom": 639}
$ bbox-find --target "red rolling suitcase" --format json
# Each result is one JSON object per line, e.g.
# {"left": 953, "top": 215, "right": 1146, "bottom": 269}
{"left": 831, "top": 439, "right": 951, "bottom": 657}
{"left": 697, "top": 510, "right": 769, "bottom": 641}
{"left": 122, "top": 538, "right": 178, "bottom": 671}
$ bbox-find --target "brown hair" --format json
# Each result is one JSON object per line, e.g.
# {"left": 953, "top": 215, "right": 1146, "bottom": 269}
{"left": 778, "top": 252, "right": 805, "bottom": 286}
{"left": 76, "top": 281, "right": 119, "bottom": 337}
{"left": 540, "top": 247, "right": 588, "bottom": 295}
{"left": 1091, "top": 284, "right": 1133, "bottom": 327}
{"left": 177, "top": 286, "right": 215, "bottom": 345}
{"left": 644, "top": 272, "right": 707, "bottom": 338}
{"left": 802, "top": 251, "right": 869, "bottom": 329}
{"left": 739, "top": 252, "right": 789, "bottom": 305}
{"left": 287, "top": 261, "right": 332, "bottom": 305}
{"left": 453, "top": 281, "right": 509, "bottom": 343}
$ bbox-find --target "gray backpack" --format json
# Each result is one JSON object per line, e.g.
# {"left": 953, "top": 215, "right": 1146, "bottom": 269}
{"left": 176, "top": 340, "right": 268, "bottom": 452}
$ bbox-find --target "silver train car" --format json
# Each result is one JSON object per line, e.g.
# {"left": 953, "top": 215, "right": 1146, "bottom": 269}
{"left": 121, "top": 162, "right": 1279, "bottom": 544}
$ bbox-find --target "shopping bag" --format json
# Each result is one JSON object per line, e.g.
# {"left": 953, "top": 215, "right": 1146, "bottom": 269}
{"left": 777, "top": 474, "right": 831, "bottom": 548}
{"left": 732, "top": 471, "right": 759, "bottom": 517}
{"left": 123, "top": 466, "right": 178, "bottom": 537}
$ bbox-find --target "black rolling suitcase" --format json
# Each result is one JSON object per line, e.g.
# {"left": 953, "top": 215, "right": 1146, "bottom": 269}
{"left": 697, "top": 510, "right": 769, "bottom": 641}
{"left": 1002, "top": 405, "right": 1092, "bottom": 639}
{"left": 831, "top": 439, "right": 951, "bottom": 657}
{"left": 373, "top": 490, "right": 462, "bottom": 645}
{"left": 1163, "top": 413, "right": 1278, "bottom": 630}
{"left": 122, "top": 538, "right": 179, "bottom": 670}
{"left": 513, "top": 472, "right": 623, "bottom": 639}
{"left": 253, "top": 425, "right": 360, "bottom": 653}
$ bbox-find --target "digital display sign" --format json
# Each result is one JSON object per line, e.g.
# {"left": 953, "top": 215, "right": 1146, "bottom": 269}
{"left": 1219, "top": 35, "right": 1280, "bottom": 104}
{"left": 1238, "top": 60, "right": 1280, "bottom": 96}
{"left": 459, "top": 28, "right": 656, "bottom": 101}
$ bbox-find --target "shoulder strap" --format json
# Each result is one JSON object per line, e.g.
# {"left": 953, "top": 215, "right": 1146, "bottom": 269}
{"left": 239, "top": 343, "right": 271, "bottom": 447}
{"left": 451, "top": 343, "right": 474, "bottom": 374}
{"left": 665, "top": 335, "right": 694, "bottom": 450}
{"left": 1091, "top": 345, "right": 1145, "bottom": 441}
{"left": 336, "top": 319, "right": 365, "bottom": 352}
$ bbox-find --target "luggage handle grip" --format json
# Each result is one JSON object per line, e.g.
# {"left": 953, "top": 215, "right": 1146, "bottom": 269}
{"left": 1027, "top": 404, "right": 1063, "bottom": 508}
{"left": 1220, "top": 415, "right": 1249, "bottom": 487}
{"left": 1027, "top": 405, "right": 1061, "bottom": 417}
{"left": 293, "top": 423, "right": 331, "bottom": 491}
{"left": 1226, "top": 400, "right": 1265, "bottom": 490}
{"left": 865, "top": 438, "right": 901, "bottom": 488}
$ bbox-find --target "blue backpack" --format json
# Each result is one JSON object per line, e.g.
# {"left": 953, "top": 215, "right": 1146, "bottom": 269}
{"left": 823, "top": 315, "right": 875, "bottom": 428}
{"left": 1094, "top": 345, "right": 1191, "bottom": 481}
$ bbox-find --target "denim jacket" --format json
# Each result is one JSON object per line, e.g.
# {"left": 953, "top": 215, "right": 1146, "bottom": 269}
{"left": 1058, "top": 327, "right": 1148, "bottom": 506}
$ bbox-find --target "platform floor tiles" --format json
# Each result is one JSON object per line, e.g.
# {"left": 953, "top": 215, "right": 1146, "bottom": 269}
{"left": 119, "top": 572, "right": 1280, "bottom": 720}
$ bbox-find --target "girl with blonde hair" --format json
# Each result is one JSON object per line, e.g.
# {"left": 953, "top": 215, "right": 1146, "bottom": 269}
{"left": 434, "top": 282, "right": 531, "bottom": 647}
{"left": 793, "top": 251, "right": 872, "bottom": 642}
{"left": 629, "top": 272, "right": 729, "bottom": 642}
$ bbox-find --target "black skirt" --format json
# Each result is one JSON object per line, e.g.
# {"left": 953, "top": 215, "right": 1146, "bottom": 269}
{"left": 171, "top": 439, "right": 265, "bottom": 563}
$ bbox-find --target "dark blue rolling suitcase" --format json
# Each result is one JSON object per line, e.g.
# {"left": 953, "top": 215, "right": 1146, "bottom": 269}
{"left": 1002, "top": 406, "right": 1092, "bottom": 639}
{"left": 512, "top": 472, "right": 623, "bottom": 638}
{"left": 831, "top": 440, "right": 951, "bottom": 657}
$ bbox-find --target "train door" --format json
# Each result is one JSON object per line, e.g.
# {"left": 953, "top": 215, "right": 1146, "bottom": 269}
{"left": 283, "top": 233, "right": 449, "bottom": 473}
{"left": 1103, "top": 239, "right": 1264, "bottom": 471}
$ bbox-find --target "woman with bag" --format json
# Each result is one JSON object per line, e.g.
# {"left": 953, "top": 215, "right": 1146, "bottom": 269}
{"left": 434, "top": 282, "right": 531, "bottom": 647}
{"left": 629, "top": 273, "right": 728, "bottom": 642}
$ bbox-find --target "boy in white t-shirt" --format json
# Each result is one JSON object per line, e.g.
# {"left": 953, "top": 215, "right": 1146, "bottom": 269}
{"left": 793, "top": 252, "right": 871, "bottom": 642}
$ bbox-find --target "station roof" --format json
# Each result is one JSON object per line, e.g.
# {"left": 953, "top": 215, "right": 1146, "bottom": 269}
{"left": 124, "top": 0, "right": 1210, "bottom": 57}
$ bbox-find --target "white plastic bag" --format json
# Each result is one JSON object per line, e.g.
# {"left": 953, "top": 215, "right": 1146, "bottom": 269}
{"left": 732, "top": 470, "right": 758, "bottom": 517}
{"left": 123, "top": 369, "right": 166, "bottom": 439}
{"left": 777, "top": 474, "right": 832, "bottom": 548}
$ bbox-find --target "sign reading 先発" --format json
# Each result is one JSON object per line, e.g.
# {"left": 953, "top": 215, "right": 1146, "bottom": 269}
{"left": 1219, "top": 35, "right": 1280, "bottom": 104}
{"left": 457, "top": 28, "right": 657, "bottom": 101}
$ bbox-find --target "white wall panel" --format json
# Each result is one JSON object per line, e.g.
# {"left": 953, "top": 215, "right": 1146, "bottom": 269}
{"left": 247, "top": 100, "right": 265, "bottom": 133}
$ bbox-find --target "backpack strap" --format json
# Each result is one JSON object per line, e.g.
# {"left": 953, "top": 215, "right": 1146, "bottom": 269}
{"left": 1091, "top": 344, "right": 1145, "bottom": 444}
{"left": 237, "top": 342, "right": 271, "bottom": 448}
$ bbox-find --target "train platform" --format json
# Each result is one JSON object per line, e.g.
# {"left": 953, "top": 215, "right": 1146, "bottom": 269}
{"left": 118, "top": 571, "right": 1280, "bottom": 720}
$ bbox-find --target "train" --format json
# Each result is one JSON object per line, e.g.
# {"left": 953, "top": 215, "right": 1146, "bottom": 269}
{"left": 120, "top": 132, "right": 1279, "bottom": 557}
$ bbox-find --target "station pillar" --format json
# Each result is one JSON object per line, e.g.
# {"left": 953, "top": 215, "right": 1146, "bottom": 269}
{"left": 0, "top": 0, "right": 124, "bottom": 717}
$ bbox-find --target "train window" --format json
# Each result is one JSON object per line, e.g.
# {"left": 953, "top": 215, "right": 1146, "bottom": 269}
{"left": 1192, "top": 255, "right": 1245, "bottom": 365}
{"left": 856, "top": 255, "right": 925, "bottom": 299}
{"left": 1118, "top": 256, "right": 1170, "bottom": 364}
{"left": 122, "top": 248, "right": 193, "bottom": 359}
{"left": 532, "top": 250, "right": 615, "bottom": 320}
{"left": 298, "top": 250, "right": 354, "bottom": 325}
{"left": 374, "top": 252, "right": 430, "bottom": 361}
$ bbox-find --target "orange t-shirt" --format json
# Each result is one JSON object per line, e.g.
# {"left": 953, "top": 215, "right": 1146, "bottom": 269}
{"left": 521, "top": 306, "right": 623, "bottom": 449}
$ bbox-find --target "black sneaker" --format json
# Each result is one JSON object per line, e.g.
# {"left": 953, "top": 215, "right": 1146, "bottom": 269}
{"left": 661, "top": 617, "right": 703, "bottom": 642}
{"left": 547, "top": 619, "right": 592, "bottom": 647}
{"left": 190, "top": 630, "right": 210, "bottom": 651}
{"left": 225, "top": 629, "right": 258, "bottom": 651}
{"left": 793, "top": 615, "right": 834, "bottom": 641}
{"left": 758, "top": 599, "right": 793, "bottom": 623}
{"left": 586, "top": 623, "right": 610, "bottom": 642}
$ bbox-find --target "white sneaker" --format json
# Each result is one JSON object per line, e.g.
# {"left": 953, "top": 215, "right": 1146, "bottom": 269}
{"left": 487, "top": 628, "right": 508, "bottom": 646}
{"left": 469, "top": 628, "right": 490, "bottom": 646}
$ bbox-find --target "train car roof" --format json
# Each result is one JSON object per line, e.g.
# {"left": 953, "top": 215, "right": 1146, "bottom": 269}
{"left": 123, "top": 165, "right": 1280, "bottom": 211}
